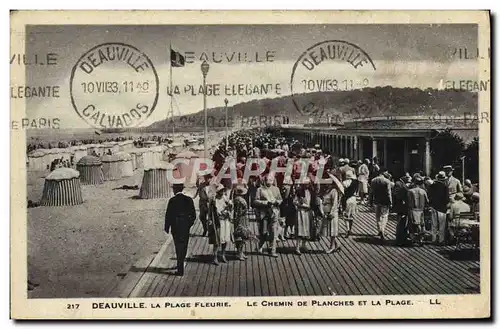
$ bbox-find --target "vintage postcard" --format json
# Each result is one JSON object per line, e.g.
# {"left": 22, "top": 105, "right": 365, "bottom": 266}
{"left": 10, "top": 10, "right": 490, "bottom": 319}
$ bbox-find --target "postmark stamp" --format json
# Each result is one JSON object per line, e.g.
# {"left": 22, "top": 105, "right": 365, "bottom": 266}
{"left": 290, "top": 40, "right": 375, "bottom": 119}
{"left": 69, "top": 42, "right": 159, "bottom": 129}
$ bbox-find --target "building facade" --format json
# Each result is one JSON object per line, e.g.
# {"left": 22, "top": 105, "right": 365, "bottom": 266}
{"left": 275, "top": 116, "right": 478, "bottom": 179}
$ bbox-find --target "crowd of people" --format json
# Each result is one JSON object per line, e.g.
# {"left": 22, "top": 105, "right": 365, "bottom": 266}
{"left": 164, "top": 128, "right": 480, "bottom": 276}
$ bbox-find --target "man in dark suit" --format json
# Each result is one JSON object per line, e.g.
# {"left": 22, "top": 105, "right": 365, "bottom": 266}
{"left": 164, "top": 183, "right": 196, "bottom": 276}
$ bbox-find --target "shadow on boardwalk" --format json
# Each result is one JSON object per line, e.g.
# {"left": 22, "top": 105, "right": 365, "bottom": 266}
{"left": 112, "top": 205, "right": 481, "bottom": 297}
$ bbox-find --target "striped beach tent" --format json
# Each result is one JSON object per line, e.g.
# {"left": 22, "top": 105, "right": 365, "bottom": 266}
{"left": 40, "top": 168, "right": 84, "bottom": 206}
{"left": 76, "top": 155, "right": 104, "bottom": 185}
{"left": 27, "top": 149, "right": 49, "bottom": 171}
{"left": 115, "top": 152, "right": 133, "bottom": 177}
{"left": 101, "top": 154, "right": 122, "bottom": 181}
{"left": 139, "top": 163, "right": 174, "bottom": 199}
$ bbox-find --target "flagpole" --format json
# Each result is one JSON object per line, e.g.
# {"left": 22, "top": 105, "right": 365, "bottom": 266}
{"left": 169, "top": 43, "right": 174, "bottom": 140}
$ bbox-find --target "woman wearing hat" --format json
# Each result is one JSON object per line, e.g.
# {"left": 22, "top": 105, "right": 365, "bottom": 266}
{"left": 293, "top": 178, "right": 312, "bottom": 255}
{"left": 233, "top": 185, "right": 252, "bottom": 261}
{"left": 321, "top": 175, "right": 344, "bottom": 253}
{"left": 342, "top": 171, "right": 359, "bottom": 237}
{"left": 357, "top": 159, "right": 370, "bottom": 203}
{"left": 208, "top": 183, "right": 234, "bottom": 265}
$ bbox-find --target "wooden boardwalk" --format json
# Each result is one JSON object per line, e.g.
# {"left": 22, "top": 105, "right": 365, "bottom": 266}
{"left": 112, "top": 205, "right": 480, "bottom": 297}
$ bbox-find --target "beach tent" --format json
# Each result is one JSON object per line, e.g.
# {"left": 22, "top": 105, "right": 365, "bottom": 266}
{"left": 115, "top": 152, "right": 134, "bottom": 177}
{"left": 139, "top": 163, "right": 174, "bottom": 199}
{"left": 40, "top": 168, "right": 83, "bottom": 206}
{"left": 101, "top": 154, "right": 122, "bottom": 181}
{"left": 76, "top": 155, "right": 104, "bottom": 185}
{"left": 27, "top": 149, "right": 49, "bottom": 171}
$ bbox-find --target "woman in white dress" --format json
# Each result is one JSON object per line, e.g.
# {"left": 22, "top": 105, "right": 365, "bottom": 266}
{"left": 357, "top": 159, "right": 370, "bottom": 203}
{"left": 294, "top": 179, "right": 312, "bottom": 255}
{"left": 208, "top": 184, "right": 234, "bottom": 265}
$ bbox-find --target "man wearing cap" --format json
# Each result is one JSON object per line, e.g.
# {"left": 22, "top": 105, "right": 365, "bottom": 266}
{"left": 427, "top": 171, "right": 449, "bottom": 244}
{"left": 164, "top": 183, "right": 197, "bottom": 276}
{"left": 407, "top": 175, "right": 429, "bottom": 245}
{"left": 339, "top": 158, "right": 354, "bottom": 181}
{"left": 369, "top": 169, "right": 392, "bottom": 240}
{"left": 254, "top": 174, "right": 282, "bottom": 257}
{"left": 443, "top": 165, "right": 462, "bottom": 201}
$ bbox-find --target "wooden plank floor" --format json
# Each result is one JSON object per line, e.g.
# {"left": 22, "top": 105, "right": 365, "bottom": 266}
{"left": 119, "top": 205, "right": 480, "bottom": 297}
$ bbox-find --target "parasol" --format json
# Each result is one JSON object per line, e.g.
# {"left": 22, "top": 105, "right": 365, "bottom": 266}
{"left": 328, "top": 173, "right": 344, "bottom": 194}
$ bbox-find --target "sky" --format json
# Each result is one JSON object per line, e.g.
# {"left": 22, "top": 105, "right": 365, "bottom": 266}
{"left": 23, "top": 24, "right": 479, "bottom": 128}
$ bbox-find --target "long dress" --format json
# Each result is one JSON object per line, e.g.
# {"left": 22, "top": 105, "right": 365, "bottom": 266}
{"left": 357, "top": 164, "right": 369, "bottom": 194}
{"left": 208, "top": 195, "right": 233, "bottom": 246}
{"left": 233, "top": 196, "right": 252, "bottom": 242}
{"left": 343, "top": 179, "right": 359, "bottom": 220}
{"left": 294, "top": 189, "right": 312, "bottom": 238}
{"left": 321, "top": 188, "right": 341, "bottom": 237}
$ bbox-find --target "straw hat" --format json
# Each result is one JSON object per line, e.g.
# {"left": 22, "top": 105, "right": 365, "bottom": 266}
{"left": 454, "top": 192, "right": 465, "bottom": 201}
{"left": 234, "top": 185, "right": 248, "bottom": 195}
{"left": 435, "top": 171, "right": 446, "bottom": 180}
{"left": 443, "top": 165, "right": 453, "bottom": 171}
